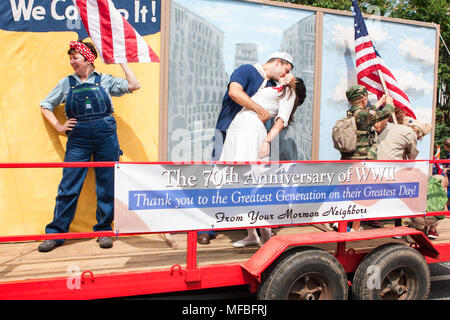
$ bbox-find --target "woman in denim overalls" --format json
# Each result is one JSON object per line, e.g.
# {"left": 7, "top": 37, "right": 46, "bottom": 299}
{"left": 38, "top": 41, "right": 140, "bottom": 252}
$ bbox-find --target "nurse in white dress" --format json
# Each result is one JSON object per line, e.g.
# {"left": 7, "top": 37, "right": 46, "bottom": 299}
{"left": 220, "top": 76, "right": 306, "bottom": 247}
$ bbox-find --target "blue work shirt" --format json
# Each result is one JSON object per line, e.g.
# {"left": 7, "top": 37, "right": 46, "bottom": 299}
{"left": 40, "top": 70, "right": 130, "bottom": 115}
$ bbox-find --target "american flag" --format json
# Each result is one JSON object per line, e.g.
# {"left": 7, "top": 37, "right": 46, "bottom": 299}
{"left": 73, "top": 0, "right": 160, "bottom": 64}
{"left": 352, "top": 0, "right": 415, "bottom": 119}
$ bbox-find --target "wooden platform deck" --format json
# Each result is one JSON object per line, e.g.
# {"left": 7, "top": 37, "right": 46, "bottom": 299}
{"left": 1, "top": 219, "right": 449, "bottom": 283}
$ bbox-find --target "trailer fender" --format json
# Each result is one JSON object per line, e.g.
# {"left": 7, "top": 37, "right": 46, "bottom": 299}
{"left": 241, "top": 226, "right": 439, "bottom": 281}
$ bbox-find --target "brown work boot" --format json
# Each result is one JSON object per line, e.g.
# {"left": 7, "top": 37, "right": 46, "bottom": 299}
{"left": 97, "top": 237, "right": 113, "bottom": 249}
{"left": 38, "top": 240, "right": 62, "bottom": 252}
{"left": 197, "top": 234, "right": 211, "bottom": 245}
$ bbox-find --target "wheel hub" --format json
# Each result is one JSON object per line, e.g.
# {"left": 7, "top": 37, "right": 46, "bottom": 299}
{"left": 289, "top": 273, "right": 331, "bottom": 300}
{"left": 380, "top": 267, "right": 412, "bottom": 300}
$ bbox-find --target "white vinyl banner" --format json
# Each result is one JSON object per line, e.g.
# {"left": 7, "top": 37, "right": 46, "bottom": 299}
{"left": 114, "top": 161, "right": 428, "bottom": 233}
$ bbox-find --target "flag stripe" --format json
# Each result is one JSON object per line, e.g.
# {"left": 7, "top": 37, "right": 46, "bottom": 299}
{"left": 108, "top": 2, "right": 126, "bottom": 63}
{"left": 360, "top": 78, "right": 412, "bottom": 114}
{"left": 355, "top": 52, "right": 378, "bottom": 68}
{"left": 76, "top": 0, "right": 90, "bottom": 42}
{"left": 359, "top": 78, "right": 385, "bottom": 97}
{"left": 74, "top": 0, "right": 159, "bottom": 64}
{"left": 361, "top": 73, "right": 414, "bottom": 116}
{"left": 96, "top": 0, "right": 114, "bottom": 64}
{"left": 123, "top": 16, "right": 139, "bottom": 62}
{"left": 355, "top": 40, "right": 374, "bottom": 52}
{"left": 362, "top": 72, "right": 410, "bottom": 108}
{"left": 365, "top": 72, "right": 410, "bottom": 103}
{"left": 148, "top": 43, "right": 160, "bottom": 63}
{"left": 355, "top": 46, "right": 377, "bottom": 61}
{"left": 85, "top": 0, "right": 103, "bottom": 60}
{"left": 136, "top": 29, "right": 151, "bottom": 62}
{"left": 378, "top": 63, "right": 398, "bottom": 83}
{"left": 356, "top": 61, "right": 381, "bottom": 78}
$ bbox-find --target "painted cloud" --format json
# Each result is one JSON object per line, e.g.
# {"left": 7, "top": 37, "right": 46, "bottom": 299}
{"left": 398, "top": 38, "right": 435, "bottom": 66}
{"left": 392, "top": 69, "right": 434, "bottom": 96}
{"left": 331, "top": 23, "right": 390, "bottom": 52}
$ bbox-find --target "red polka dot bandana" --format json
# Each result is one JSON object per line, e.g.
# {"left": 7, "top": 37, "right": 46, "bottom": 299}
{"left": 69, "top": 41, "right": 96, "bottom": 64}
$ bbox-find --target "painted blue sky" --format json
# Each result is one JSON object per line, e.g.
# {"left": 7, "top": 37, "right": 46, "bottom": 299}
{"left": 174, "top": 0, "right": 313, "bottom": 74}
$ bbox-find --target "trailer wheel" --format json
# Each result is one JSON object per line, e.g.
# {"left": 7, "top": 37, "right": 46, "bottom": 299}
{"left": 352, "top": 243, "right": 430, "bottom": 300}
{"left": 258, "top": 247, "right": 348, "bottom": 300}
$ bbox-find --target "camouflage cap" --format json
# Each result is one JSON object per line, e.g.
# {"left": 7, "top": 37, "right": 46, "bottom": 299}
{"left": 346, "top": 85, "right": 368, "bottom": 102}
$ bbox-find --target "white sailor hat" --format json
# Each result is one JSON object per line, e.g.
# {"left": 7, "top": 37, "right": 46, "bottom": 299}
{"left": 268, "top": 51, "right": 294, "bottom": 67}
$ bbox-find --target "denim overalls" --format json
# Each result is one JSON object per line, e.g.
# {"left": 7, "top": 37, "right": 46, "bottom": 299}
{"left": 45, "top": 74, "right": 120, "bottom": 241}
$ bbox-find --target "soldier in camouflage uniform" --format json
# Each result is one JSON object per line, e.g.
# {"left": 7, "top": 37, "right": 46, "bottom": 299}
{"left": 340, "top": 85, "right": 394, "bottom": 160}
{"left": 410, "top": 175, "right": 448, "bottom": 239}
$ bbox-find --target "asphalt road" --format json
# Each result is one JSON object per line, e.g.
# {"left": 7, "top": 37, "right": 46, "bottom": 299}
{"left": 138, "top": 261, "right": 450, "bottom": 300}
{"left": 428, "top": 262, "right": 450, "bottom": 300}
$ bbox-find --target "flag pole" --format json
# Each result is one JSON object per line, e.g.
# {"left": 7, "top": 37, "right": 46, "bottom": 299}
{"left": 377, "top": 70, "right": 398, "bottom": 124}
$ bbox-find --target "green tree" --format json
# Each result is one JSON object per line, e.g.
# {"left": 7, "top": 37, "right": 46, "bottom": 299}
{"left": 272, "top": 0, "right": 449, "bottom": 156}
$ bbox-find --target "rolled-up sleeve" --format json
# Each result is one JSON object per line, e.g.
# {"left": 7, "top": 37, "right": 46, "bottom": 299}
{"left": 40, "top": 78, "right": 68, "bottom": 112}
{"left": 102, "top": 74, "right": 130, "bottom": 97}
{"left": 275, "top": 89, "right": 295, "bottom": 128}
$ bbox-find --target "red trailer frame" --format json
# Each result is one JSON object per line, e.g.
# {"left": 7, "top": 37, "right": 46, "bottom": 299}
{"left": 0, "top": 160, "right": 449, "bottom": 300}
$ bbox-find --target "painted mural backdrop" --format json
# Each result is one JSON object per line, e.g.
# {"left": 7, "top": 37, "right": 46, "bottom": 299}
{"left": 319, "top": 13, "right": 436, "bottom": 160}
{"left": 0, "top": 0, "right": 161, "bottom": 235}
{"left": 167, "top": 0, "right": 315, "bottom": 162}
{"left": 166, "top": 0, "right": 437, "bottom": 164}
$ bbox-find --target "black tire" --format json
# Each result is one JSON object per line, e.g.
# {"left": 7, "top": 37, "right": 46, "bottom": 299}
{"left": 259, "top": 246, "right": 313, "bottom": 283}
{"left": 352, "top": 243, "right": 430, "bottom": 300}
{"left": 258, "top": 247, "right": 348, "bottom": 300}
